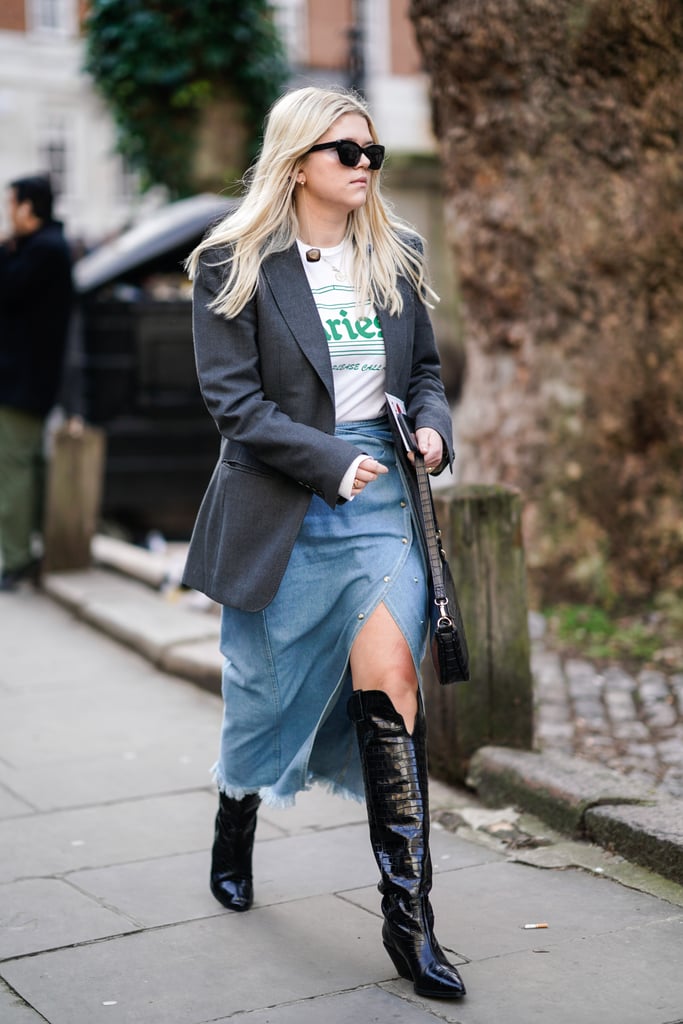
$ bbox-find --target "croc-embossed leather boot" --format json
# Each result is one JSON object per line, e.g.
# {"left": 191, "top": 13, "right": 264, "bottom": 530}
{"left": 210, "top": 792, "right": 261, "bottom": 912}
{"left": 348, "top": 690, "right": 466, "bottom": 999}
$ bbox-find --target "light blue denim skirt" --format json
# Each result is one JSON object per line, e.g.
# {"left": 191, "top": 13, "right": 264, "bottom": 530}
{"left": 213, "top": 417, "right": 429, "bottom": 807}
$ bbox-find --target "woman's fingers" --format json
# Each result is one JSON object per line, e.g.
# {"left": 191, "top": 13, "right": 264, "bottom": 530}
{"left": 353, "top": 457, "right": 388, "bottom": 492}
{"left": 414, "top": 427, "right": 443, "bottom": 471}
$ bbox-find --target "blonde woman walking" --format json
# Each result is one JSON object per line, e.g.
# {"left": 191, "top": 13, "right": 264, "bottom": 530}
{"left": 183, "top": 85, "right": 465, "bottom": 1000}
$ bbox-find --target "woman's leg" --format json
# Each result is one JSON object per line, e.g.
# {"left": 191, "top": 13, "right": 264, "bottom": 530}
{"left": 348, "top": 604, "right": 466, "bottom": 999}
{"left": 349, "top": 602, "right": 418, "bottom": 732}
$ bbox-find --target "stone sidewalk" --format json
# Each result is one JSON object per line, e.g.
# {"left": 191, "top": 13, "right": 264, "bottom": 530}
{"left": 2, "top": 586, "right": 683, "bottom": 1024}
{"left": 32, "top": 535, "right": 683, "bottom": 888}
{"left": 531, "top": 613, "right": 683, "bottom": 798}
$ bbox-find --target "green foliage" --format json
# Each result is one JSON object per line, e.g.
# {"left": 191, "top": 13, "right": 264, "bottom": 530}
{"left": 83, "top": 0, "right": 289, "bottom": 196}
{"left": 544, "top": 598, "right": 683, "bottom": 669}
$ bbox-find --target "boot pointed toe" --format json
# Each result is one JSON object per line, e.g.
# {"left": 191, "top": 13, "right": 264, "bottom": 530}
{"left": 210, "top": 873, "right": 254, "bottom": 912}
{"left": 382, "top": 905, "right": 466, "bottom": 999}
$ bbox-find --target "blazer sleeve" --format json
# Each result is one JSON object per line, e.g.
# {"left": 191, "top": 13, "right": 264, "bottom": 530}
{"left": 404, "top": 291, "right": 455, "bottom": 476}
{"left": 192, "top": 253, "right": 363, "bottom": 509}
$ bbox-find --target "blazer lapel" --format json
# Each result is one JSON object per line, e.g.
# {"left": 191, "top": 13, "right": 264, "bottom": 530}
{"left": 378, "top": 280, "right": 410, "bottom": 396}
{"left": 261, "top": 246, "right": 335, "bottom": 404}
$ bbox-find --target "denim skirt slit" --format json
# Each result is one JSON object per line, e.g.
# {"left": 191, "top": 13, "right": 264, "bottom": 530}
{"left": 212, "top": 417, "right": 429, "bottom": 807}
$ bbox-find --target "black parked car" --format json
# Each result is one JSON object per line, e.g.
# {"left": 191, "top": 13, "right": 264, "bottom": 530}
{"left": 73, "top": 194, "right": 236, "bottom": 539}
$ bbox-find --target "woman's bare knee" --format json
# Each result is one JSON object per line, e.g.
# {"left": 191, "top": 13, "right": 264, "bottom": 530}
{"left": 350, "top": 603, "right": 419, "bottom": 731}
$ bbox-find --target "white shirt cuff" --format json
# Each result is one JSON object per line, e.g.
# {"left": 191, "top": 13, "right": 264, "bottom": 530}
{"left": 338, "top": 454, "right": 367, "bottom": 501}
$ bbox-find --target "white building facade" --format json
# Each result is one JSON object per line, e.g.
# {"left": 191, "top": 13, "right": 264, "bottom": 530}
{"left": 0, "top": 0, "right": 434, "bottom": 245}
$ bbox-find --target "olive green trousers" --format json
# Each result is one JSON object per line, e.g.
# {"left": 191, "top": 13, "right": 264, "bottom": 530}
{"left": 0, "top": 406, "right": 45, "bottom": 573}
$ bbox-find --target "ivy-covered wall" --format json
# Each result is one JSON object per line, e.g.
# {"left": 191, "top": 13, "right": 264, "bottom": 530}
{"left": 83, "top": 0, "right": 289, "bottom": 197}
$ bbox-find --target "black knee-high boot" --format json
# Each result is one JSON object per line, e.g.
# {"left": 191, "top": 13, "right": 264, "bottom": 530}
{"left": 347, "top": 689, "right": 466, "bottom": 999}
{"left": 210, "top": 792, "right": 261, "bottom": 912}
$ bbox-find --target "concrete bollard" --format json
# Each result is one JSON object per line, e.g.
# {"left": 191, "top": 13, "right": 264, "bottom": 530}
{"left": 423, "top": 483, "right": 533, "bottom": 785}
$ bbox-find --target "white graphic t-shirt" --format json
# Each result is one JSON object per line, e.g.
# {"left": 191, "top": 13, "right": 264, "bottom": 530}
{"left": 297, "top": 239, "right": 387, "bottom": 423}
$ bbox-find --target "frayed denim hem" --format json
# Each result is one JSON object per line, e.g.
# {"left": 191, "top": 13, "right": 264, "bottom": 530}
{"left": 211, "top": 764, "right": 365, "bottom": 809}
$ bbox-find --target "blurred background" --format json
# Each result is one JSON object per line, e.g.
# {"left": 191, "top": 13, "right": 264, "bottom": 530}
{"left": 2, "top": 0, "right": 682, "bottom": 663}
{"left": 0, "top": 0, "right": 462, "bottom": 539}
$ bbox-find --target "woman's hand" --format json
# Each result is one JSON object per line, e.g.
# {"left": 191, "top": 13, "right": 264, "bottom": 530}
{"left": 412, "top": 427, "right": 443, "bottom": 473}
{"left": 351, "top": 457, "right": 388, "bottom": 495}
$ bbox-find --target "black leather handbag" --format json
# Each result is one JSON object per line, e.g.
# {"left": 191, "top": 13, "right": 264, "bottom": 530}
{"left": 413, "top": 452, "right": 470, "bottom": 685}
{"left": 384, "top": 392, "right": 470, "bottom": 685}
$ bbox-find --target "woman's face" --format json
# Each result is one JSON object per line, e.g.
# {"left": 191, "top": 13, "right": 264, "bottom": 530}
{"left": 298, "top": 112, "right": 376, "bottom": 217}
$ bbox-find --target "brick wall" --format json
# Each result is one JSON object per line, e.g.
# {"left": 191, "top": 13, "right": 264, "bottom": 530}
{"left": 0, "top": 0, "right": 27, "bottom": 32}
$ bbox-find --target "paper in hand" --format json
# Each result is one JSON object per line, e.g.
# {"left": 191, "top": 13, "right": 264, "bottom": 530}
{"left": 385, "top": 393, "right": 419, "bottom": 454}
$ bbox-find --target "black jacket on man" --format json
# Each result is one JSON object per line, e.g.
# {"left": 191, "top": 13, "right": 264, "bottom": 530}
{"left": 0, "top": 219, "right": 73, "bottom": 417}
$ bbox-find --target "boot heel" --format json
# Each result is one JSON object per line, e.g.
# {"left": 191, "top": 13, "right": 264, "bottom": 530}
{"left": 383, "top": 940, "right": 412, "bottom": 981}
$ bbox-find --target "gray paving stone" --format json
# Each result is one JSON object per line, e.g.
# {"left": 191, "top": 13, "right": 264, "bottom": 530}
{"left": 602, "top": 665, "right": 637, "bottom": 693}
{"left": 580, "top": 736, "right": 617, "bottom": 754}
{"left": 672, "top": 673, "right": 683, "bottom": 713}
{"left": 259, "top": 787, "right": 368, "bottom": 833}
{"left": 0, "top": 895, "right": 392, "bottom": 1024}
{"left": 530, "top": 649, "right": 566, "bottom": 696}
{"left": 0, "top": 878, "right": 137, "bottom": 958}
{"left": 535, "top": 722, "right": 574, "bottom": 743}
{"left": 221, "top": 986, "right": 443, "bottom": 1023}
{"left": 0, "top": 678, "right": 217, "bottom": 771}
{"left": 67, "top": 850, "right": 225, "bottom": 929}
{"left": 345, "top": 857, "right": 678, "bottom": 963}
{"left": 612, "top": 720, "right": 650, "bottom": 741}
{"left": 656, "top": 737, "right": 683, "bottom": 766}
{"left": 0, "top": 790, "right": 220, "bottom": 883}
{"left": 65, "top": 824, "right": 382, "bottom": 928}
{"left": 604, "top": 690, "right": 637, "bottom": 722}
{"left": 565, "top": 658, "right": 603, "bottom": 698}
{"left": 390, "top": 914, "right": 683, "bottom": 1024}
{"left": 0, "top": 589, "right": 146, "bottom": 692}
{"left": 535, "top": 702, "right": 572, "bottom": 725}
{"left": 637, "top": 668, "right": 670, "bottom": 703}
{"left": 0, "top": 979, "right": 46, "bottom": 1023}
{"left": 0, "top": 784, "right": 33, "bottom": 820}
{"left": 0, "top": 741, "right": 219, "bottom": 812}
{"left": 573, "top": 699, "right": 608, "bottom": 726}
{"left": 644, "top": 704, "right": 679, "bottom": 729}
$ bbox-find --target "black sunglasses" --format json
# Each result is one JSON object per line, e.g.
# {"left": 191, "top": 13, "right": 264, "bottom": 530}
{"left": 305, "top": 139, "right": 385, "bottom": 171}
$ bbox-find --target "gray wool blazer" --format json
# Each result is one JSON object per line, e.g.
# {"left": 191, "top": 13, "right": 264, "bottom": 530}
{"left": 182, "top": 242, "right": 454, "bottom": 612}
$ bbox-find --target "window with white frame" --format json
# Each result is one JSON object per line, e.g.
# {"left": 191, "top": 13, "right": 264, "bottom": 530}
{"left": 38, "top": 111, "right": 72, "bottom": 202}
{"left": 27, "top": 0, "right": 76, "bottom": 36}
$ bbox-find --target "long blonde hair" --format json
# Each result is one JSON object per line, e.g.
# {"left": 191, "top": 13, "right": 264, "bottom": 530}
{"left": 186, "top": 85, "right": 437, "bottom": 318}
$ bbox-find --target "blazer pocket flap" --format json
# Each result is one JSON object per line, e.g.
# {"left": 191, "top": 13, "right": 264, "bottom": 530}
{"left": 221, "top": 441, "right": 274, "bottom": 478}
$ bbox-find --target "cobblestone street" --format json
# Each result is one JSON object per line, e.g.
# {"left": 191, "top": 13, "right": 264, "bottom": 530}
{"left": 531, "top": 613, "right": 683, "bottom": 799}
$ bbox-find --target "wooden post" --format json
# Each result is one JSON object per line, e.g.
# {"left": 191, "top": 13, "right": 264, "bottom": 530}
{"left": 43, "top": 423, "right": 106, "bottom": 573}
{"left": 423, "top": 483, "right": 533, "bottom": 785}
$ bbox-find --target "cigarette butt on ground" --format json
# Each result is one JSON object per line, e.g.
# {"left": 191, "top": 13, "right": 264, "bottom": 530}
{"left": 523, "top": 923, "right": 549, "bottom": 929}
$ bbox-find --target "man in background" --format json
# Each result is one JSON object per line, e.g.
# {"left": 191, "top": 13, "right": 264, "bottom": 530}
{"left": 0, "top": 175, "right": 74, "bottom": 590}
